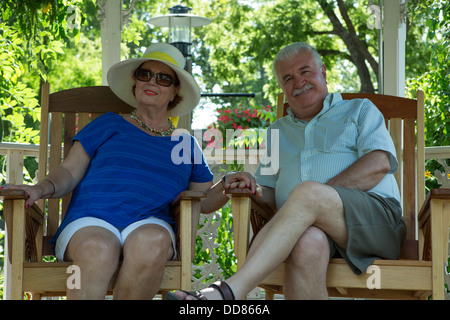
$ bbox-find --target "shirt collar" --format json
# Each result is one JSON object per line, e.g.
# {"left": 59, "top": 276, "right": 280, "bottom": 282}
{"left": 286, "top": 93, "right": 342, "bottom": 122}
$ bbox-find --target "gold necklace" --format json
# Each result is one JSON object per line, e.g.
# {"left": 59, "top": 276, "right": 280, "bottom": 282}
{"left": 130, "top": 110, "right": 175, "bottom": 136}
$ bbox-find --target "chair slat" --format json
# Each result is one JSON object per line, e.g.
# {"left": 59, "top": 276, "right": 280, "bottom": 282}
{"left": 416, "top": 91, "right": 426, "bottom": 208}
{"left": 281, "top": 93, "right": 418, "bottom": 119}
{"left": 403, "top": 117, "right": 417, "bottom": 240}
{"left": 92, "top": 112, "right": 103, "bottom": 120}
{"left": 340, "top": 93, "right": 417, "bottom": 118}
{"left": 63, "top": 113, "right": 76, "bottom": 158}
{"left": 77, "top": 113, "right": 91, "bottom": 132}
{"left": 37, "top": 83, "right": 50, "bottom": 211}
{"left": 49, "top": 113, "right": 63, "bottom": 169}
{"left": 47, "top": 113, "right": 64, "bottom": 236}
{"left": 49, "top": 86, "right": 133, "bottom": 114}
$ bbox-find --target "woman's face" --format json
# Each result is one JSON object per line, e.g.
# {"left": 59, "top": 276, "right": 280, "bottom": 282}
{"left": 134, "top": 60, "right": 180, "bottom": 111}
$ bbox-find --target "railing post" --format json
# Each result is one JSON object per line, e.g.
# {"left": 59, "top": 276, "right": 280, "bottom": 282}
{"left": 3, "top": 149, "right": 24, "bottom": 300}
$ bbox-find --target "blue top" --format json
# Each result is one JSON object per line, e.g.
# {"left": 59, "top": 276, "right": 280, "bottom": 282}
{"left": 51, "top": 112, "right": 213, "bottom": 246}
{"left": 255, "top": 93, "right": 400, "bottom": 210}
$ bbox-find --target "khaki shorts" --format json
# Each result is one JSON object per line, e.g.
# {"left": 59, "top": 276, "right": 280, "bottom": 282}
{"left": 329, "top": 186, "right": 406, "bottom": 275}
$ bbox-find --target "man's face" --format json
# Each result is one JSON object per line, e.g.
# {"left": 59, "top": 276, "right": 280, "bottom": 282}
{"left": 276, "top": 51, "right": 328, "bottom": 121}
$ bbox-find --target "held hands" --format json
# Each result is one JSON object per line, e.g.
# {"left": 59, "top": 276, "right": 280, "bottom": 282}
{"left": 222, "top": 172, "right": 263, "bottom": 198}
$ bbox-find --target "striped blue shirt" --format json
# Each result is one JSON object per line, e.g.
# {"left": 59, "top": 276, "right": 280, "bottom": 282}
{"left": 255, "top": 93, "right": 400, "bottom": 210}
{"left": 52, "top": 112, "right": 213, "bottom": 244}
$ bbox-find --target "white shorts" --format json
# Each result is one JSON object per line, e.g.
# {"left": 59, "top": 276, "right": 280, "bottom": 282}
{"left": 55, "top": 217, "right": 177, "bottom": 261}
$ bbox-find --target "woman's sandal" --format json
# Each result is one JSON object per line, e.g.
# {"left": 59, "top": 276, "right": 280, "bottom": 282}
{"left": 165, "top": 281, "right": 235, "bottom": 300}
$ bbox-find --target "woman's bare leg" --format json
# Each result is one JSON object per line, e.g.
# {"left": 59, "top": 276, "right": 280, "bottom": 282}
{"left": 113, "top": 224, "right": 174, "bottom": 299}
{"left": 64, "top": 226, "right": 121, "bottom": 300}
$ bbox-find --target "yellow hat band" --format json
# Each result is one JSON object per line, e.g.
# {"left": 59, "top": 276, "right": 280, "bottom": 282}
{"left": 143, "top": 51, "right": 179, "bottom": 67}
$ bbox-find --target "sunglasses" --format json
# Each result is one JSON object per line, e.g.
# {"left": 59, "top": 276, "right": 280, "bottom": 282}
{"left": 135, "top": 68, "right": 178, "bottom": 87}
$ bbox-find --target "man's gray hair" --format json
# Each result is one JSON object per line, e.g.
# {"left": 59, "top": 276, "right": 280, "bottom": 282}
{"left": 273, "top": 42, "right": 323, "bottom": 85}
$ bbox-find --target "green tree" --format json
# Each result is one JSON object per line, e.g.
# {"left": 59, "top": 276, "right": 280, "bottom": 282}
{"left": 406, "top": 0, "right": 449, "bottom": 191}
{"left": 185, "top": 0, "right": 434, "bottom": 108}
{"left": 0, "top": 24, "right": 40, "bottom": 146}
{"left": 1, "top": 0, "right": 91, "bottom": 147}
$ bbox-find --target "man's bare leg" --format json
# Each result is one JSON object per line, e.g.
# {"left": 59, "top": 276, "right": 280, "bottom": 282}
{"left": 284, "top": 226, "right": 330, "bottom": 299}
{"left": 179, "top": 181, "right": 347, "bottom": 300}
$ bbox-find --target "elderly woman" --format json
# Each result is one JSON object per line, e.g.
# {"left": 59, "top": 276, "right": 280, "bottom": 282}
{"left": 3, "top": 43, "right": 259, "bottom": 299}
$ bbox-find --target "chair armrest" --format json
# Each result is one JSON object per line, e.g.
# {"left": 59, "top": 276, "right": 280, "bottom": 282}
{"left": 0, "top": 189, "right": 27, "bottom": 200}
{"left": 170, "top": 190, "right": 206, "bottom": 210}
{"left": 169, "top": 191, "right": 206, "bottom": 263}
{"left": 0, "top": 189, "right": 45, "bottom": 221}
{"left": 418, "top": 188, "right": 450, "bottom": 261}
{"left": 418, "top": 188, "right": 450, "bottom": 226}
{"left": 0, "top": 189, "right": 45, "bottom": 263}
{"left": 227, "top": 188, "right": 276, "bottom": 222}
{"left": 227, "top": 188, "right": 277, "bottom": 242}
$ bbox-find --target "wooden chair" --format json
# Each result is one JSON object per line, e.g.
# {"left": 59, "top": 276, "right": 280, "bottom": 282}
{"left": 0, "top": 83, "right": 205, "bottom": 300}
{"left": 230, "top": 91, "right": 450, "bottom": 300}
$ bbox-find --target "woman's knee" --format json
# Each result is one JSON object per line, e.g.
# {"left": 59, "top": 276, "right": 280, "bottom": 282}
{"left": 124, "top": 226, "right": 173, "bottom": 263}
{"left": 66, "top": 228, "right": 121, "bottom": 267}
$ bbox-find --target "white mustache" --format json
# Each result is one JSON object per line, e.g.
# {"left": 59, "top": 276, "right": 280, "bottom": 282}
{"left": 293, "top": 84, "right": 314, "bottom": 96}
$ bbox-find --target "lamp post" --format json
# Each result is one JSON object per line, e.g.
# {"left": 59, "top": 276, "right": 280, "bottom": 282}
{"left": 149, "top": 5, "right": 211, "bottom": 131}
{"left": 149, "top": 5, "right": 211, "bottom": 65}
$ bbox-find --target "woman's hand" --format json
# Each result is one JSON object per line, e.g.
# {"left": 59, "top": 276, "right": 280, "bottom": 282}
{"left": 0, "top": 182, "right": 51, "bottom": 209}
{"left": 222, "top": 171, "right": 263, "bottom": 198}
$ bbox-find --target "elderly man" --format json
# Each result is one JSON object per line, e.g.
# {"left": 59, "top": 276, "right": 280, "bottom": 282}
{"left": 169, "top": 42, "right": 406, "bottom": 300}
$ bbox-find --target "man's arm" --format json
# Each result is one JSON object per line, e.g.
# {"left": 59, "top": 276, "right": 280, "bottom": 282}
{"left": 326, "top": 150, "right": 391, "bottom": 191}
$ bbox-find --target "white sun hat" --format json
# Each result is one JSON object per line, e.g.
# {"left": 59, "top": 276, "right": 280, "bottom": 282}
{"left": 107, "top": 43, "right": 200, "bottom": 117}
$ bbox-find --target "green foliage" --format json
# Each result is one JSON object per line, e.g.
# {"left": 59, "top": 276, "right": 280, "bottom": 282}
{"left": 0, "top": 0, "right": 88, "bottom": 81}
{"left": 408, "top": 0, "right": 449, "bottom": 148}
{"left": 0, "top": 0, "right": 93, "bottom": 147}
{"left": 189, "top": 0, "right": 384, "bottom": 106}
{"left": 406, "top": 0, "right": 449, "bottom": 191}
{"left": 0, "top": 24, "right": 40, "bottom": 145}
{"left": 0, "top": 270, "right": 3, "bottom": 300}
